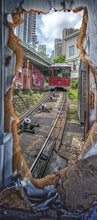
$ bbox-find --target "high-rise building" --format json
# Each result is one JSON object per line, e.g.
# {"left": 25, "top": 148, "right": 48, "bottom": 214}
{"left": 15, "top": 13, "right": 36, "bottom": 46}
{"left": 54, "top": 28, "right": 79, "bottom": 59}
{"left": 15, "top": 13, "right": 24, "bottom": 40}
{"left": 62, "top": 28, "right": 79, "bottom": 54}
{"left": 28, "top": 13, "right": 36, "bottom": 44}
{"left": 50, "top": 50, "right": 54, "bottom": 61}
{"left": 54, "top": 39, "right": 62, "bottom": 58}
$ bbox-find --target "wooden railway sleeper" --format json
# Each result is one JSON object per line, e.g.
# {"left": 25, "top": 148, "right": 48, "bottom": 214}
{"left": 47, "top": 98, "right": 57, "bottom": 103}
{"left": 40, "top": 153, "right": 48, "bottom": 160}
{"left": 23, "top": 128, "right": 35, "bottom": 133}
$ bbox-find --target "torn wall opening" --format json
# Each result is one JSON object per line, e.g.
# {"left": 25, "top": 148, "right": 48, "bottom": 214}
{"left": 0, "top": 0, "right": 97, "bottom": 212}
{"left": 5, "top": 5, "right": 85, "bottom": 183}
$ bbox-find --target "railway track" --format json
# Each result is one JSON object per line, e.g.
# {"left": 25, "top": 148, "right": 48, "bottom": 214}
{"left": 17, "top": 91, "right": 52, "bottom": 131}
{"left": 30, "top": 92, "right": 66, "bottom": 177}
{"left": 18, "top": 90, "right": 68, "bottom": 178}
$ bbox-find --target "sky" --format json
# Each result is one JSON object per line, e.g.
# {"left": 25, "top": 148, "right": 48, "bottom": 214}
{"left": 36, "top": 9, "right": 83, "bottom": 56}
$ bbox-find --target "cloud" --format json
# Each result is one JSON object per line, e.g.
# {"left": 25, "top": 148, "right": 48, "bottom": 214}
{"left": 36, "top": 9, "right": 83, "bottom": 55}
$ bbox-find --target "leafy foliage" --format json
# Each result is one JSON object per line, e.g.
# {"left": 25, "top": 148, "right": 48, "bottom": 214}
{"left": 28, "top": 89, "right": 33, "bottom": 96}
{"left": 68, "top": 106, "right": 78, "bottom": 120}
{"left": 53, "top": 54, "right": 66, "bottom": 64}
{"left": 14, "top": 90, "right": 44, "bottom": 116}
{"left": 29, "top": 92, "right": 44, "bottom": 105}
{"left": 67, "top": 79, "right": 78, "bottom": 103}
{"left": 70, "top": 79, "right": 78, "bottom": 89}
{"left": 18, "top": 90, "right": 23, "bottom": 97}
{"left": 39, "top": 51, "right": 46, "bottom": 57}
{"left": 68, "top": 88, "right": 78, "bottom": 103}
{"left": 44, "top": 82, "right": 48, "bottom": 89}
{"left": 39, "top": 52, "right": 51, "bottom": 62}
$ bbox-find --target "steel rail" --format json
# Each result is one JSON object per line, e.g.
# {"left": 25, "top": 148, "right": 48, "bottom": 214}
{"left": 30, "top": 92, "right": 66, "bottom": 175}
{"left": 17, "top": 91, "right": 51, "bottom": 127}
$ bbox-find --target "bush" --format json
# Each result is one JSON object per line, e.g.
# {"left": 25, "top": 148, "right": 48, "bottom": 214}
{"left": 18, "top": 90, "right": 23, "bottom": 97}
{"left": 28, "top": 89, "right": 33, "bottom": 96}
{"left": 14, "top": 90, "right": 44, "bottom": 116}
{"left": 44, "top": 82, "right": 48, "bottom": 89}
{"left": 37, "top": 92, "right": 44, "bottom": 99}
{"left": 68, "top": 106, "right": 78, "bottom": 120}
{"left": 22, "top": 97, "right": 26, "bottom": 102}
{"left": 68, "top": 88, "right": 78, "bottom": 103}
{"left": 67, "top": 79, "right": 78, "bottom": 103}
{"left": 32, "top": 92, "right": 44, "bottom": 105}
{"left": 70, "top": 79, "right": 78, "bottom": 89}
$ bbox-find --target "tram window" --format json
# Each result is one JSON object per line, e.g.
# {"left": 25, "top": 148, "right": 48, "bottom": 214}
{"left": 58, "top": 73, "right": 62, "bottom": 77}
{"left": 62, "top": 67, "right": 67, "bottom": 78}
{"left": 68, "top": 69, "right": 71, "bottom": 78}
{"left": 53, "top": 68, "right": 58, "bottom": 77}
{"left": 49, "top": 69, "right": 52, "bottom": 77}
{"left": 57, "top": 68, "right": 61, "bottom": 77}
{"left": 53, "top": 67, "right": 67, "bottom": 78}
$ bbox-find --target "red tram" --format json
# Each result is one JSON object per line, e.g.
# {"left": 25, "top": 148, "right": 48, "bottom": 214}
{"left": 49, "top": 63, "right": 71, "bottom": 89}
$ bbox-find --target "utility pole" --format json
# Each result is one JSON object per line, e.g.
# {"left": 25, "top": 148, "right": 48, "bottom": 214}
{"left": 26, "top": 59, "right": 29, "bottom": 88}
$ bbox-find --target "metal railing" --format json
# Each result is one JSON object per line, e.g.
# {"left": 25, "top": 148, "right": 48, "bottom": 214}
{"left": 19, "top": 39, "right": 51, "bottom": 64}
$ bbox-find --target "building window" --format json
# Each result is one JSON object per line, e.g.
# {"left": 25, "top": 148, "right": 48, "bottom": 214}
{"left": 73, "top": 64, "right": 76, "bottom": 71}
{"left": 49, "top": 69, "right": 52, "bottom": 77}
{"left": 69, "top": 45, "right": 74, "bottom": 56}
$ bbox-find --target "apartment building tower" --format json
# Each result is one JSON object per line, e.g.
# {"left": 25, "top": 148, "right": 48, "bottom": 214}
{"left": 15, "top": 13, "right": 36, "bottom": 45}
{"left": 54, "top": 39, "right": 62, "bottom": 58}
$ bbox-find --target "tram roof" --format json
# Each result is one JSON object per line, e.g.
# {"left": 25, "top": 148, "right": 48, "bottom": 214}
{"left": 49, "top": 63, "right": 70, "bottom": 67}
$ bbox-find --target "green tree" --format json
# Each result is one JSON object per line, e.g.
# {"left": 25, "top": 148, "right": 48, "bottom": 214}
{"left": 53, "top": 54, "right": 66, "bottom": 64}
{"left": 39, "top": 51, "right": 46, "bottom": 57}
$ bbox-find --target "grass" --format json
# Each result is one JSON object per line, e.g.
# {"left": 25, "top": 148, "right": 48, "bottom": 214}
{"left": 67, "top": 79, "right": 78, "bottom": 103}
{"left": 28, "top": 89, "right": 33, "bottom": 96}
{"left": 14, "top": 90, "right": 44, "bottom": 115}
{"left": 67, "top": 79, "right": 78, "bottom": 120}
{"left": 68, "top": 88, "right": 78, "bottom": 103}
{"left": 68, "top": 106, "right": 78, "bottom": 120}
{"left": 31, "top": 92, "right": 44, "bottom": 105}
{"left": 18, "top": 90, "right": 23, "bottom": 97}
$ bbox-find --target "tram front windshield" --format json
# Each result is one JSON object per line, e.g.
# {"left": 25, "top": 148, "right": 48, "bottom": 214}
{"left": 53, "top": 67, "right": 67, "bottom": 78}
